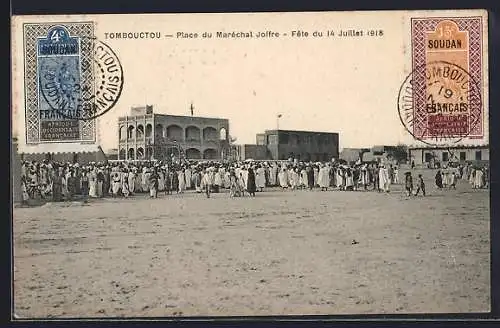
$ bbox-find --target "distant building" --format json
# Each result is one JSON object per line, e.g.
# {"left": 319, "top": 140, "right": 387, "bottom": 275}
{"left": 237, "top": 144, "right": 270, "bottom": 161}
{"left": 339, "top": 148, "right": 371, "bottom": 163}
{"left": 408, "top": 145, "right": 489, "bottom": 167}
{"left": 117, "top": 105, "right": 230, "bottom": 161}
{"left": 105, "top": 149, "right": 119, "bottom": 160}
{"left": 238, "top": 129, "right": 339, "bottom": 161}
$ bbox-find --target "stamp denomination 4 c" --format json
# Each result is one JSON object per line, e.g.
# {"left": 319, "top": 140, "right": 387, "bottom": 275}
{"left": 23, "top": 22, "right": 123, "bottom": 145}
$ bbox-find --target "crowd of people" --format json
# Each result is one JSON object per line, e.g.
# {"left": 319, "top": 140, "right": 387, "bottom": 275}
{"left": 18, "top": 158, "right": 488, "bottom": 204}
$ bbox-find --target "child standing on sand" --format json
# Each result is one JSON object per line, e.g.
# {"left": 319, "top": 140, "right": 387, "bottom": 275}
{"left": 404, "top": 172, "right": 413, "bottom": 197}
{"left": 414, "top": 174, "right": 426, "bottom": 196}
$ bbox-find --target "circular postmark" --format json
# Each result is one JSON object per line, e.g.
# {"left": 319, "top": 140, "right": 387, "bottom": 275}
{"left": 39, "top": 37, "right": 124, "bottom": 120}
{"left": 397, "top": 61, "right": 482, "bottom": 146}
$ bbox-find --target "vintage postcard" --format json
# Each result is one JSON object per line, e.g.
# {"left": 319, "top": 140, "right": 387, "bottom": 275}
{"left": 11, "top": 10, "right": 489, "bottom": 318}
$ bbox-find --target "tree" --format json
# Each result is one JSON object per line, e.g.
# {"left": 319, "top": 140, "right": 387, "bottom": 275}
{"left": 226, "top": 135, "right": 239, "bottom": 161}
{"left": 389, "top": 144, "right": 409, "bottom": 163}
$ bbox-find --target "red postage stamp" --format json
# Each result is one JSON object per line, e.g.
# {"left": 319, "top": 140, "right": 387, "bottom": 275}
{"left": 399, "top": 16, "right": 485, "bottom": 145}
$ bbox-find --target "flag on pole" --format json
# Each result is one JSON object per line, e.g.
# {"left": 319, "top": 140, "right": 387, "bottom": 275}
{"left": 277, "top": 114, "right": 282, "bottom": 118}
{"left": 190, "top": 102, "right": 194, "bottom": 116}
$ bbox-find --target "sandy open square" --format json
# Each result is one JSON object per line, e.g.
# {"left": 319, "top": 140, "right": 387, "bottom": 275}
{"left": 13, "top": 169, "right": 490, "bottom": 318}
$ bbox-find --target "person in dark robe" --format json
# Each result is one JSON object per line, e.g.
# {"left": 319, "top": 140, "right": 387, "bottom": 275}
{"left": 97, "top": 168, "right": 105, "bottom": 197}
{"left": 247, "top": 167, "right": 257, "bottom": 197}
{"left": 306, "top": 165, "right": 315, "bottom": 190}
{"left": 164, "top": 169, "right": 173, "bottom": 195}
{"left": 149, "top": 169, "right": 159, "bottom": 198}
{"left": 172, "top": 168, "right": 179, "bottom": 193}
{"left": 435, "top": 170, "right": 443, "bottom": 189}
{"left": 74, "top": 166, "right": 82, "bottom": 195}
{"left": 52, "top": 169, "right": 63, "bottom": 202}
{"left": 353, "top": 167, "right": 360, "bottom": 191}
{"left": 81, "top": 169, "right": 89, "bottom": 203}
{"left": 373, "top": 165, "right": 380, "bottom": 192}
{"left": 404, "top": 171, "right": 413, "bottom": 197}
{"left": 415, "top": 174, "right": 426, "bottom": 196}
{"left": 103, "top": 167, "right": 111, "bottom": 197}
{"left": 66, "top": 170, "right": 77, "bottom": 201}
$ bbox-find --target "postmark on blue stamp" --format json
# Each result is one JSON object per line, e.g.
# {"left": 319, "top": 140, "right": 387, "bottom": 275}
{"left": 23, "top": 23, "right": 124, "bottom": 144}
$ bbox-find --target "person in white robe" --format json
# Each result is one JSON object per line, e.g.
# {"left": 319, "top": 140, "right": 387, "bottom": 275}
{"left": 202, "top": 167, "right": 215, "bottom": 198}
{"left": 127, "top": 168, "right": 136, "bottom": 195}
{"left": 393, "top": 165, "right": 399, "bottom": 184}
{"left": 345, "top": 167, "right": 354, "bottom": 190}
{"left": 144, "top": 169, "right": 151, "bottom": 192}
{"left": 185, "top": 167, "right": 192, "bottom": 190}
{"left": 474, "top": 168, "right": 484, "bottom": 189}
{"left": 223, "top": 168, "right": 231, "bottom": 189}
{"left": 158, "top": 169, "right": 165, "bottom": 192}
{"left": 278, "top": 167, "right": 289, "bottom": 189}
{"left": 300, "top": 168, "right": 308, "bottom": 189}
{"left": 241, "top": 167, "right": 249, "bottom": 191}
{"left": 289, "top": 168, "right": 300, "bottom": 190}
{"left": 318, "top": 165, "right": 330, "bottom": 191}
{"left": 88, "top": 167, "right": 98, "bottom": 198}
{"left": 335, "top": 167, "right": 343, "bottom": 189}
{"left": 449, "top": 171, "right": 457, "bottom": 189}
{"left": 286, "top": 168, "right": 293, "bottom": 187}
{"left": 378, "top": 165, "right": 390, "bottom": 192}
{"left": 121, "top": 169, "right": 130, "bottom": 197}
{"left": 141, "top": 167, "right": 149, "bottom": 192}
{"left": 111, "top": 168, "right": 121, "bottom": 197}
{"left": 178, "top": 169, "right": 186, "bottom": 193}
{"left": 256, "top": 165, "right": 266, "bottom": 191}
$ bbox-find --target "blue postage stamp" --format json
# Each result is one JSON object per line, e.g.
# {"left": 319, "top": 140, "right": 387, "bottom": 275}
{"left": 23, "top": 22, "right": 96, "bottom": 144}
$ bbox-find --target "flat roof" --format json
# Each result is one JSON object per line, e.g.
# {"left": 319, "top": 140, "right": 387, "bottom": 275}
{"left": 408, "top": 144, "right": 489, "bottom": 150}
{"left": 119, "top": 113, "right": 229, "bottom": 121}
{"left": 154, "top": 113, "right": 229, "bottom": 121}
{"left": 264, "top": 129, "right": 338, "bottom": 135}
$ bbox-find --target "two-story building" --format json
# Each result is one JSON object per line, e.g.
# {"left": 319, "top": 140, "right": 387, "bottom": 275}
{"left": 117, "top": 106, "right": 230, "bottom": 161}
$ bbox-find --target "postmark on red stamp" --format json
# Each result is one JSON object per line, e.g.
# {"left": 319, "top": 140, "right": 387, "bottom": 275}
{"left": 398, "top": 16, "right": 485, "bottom": 146}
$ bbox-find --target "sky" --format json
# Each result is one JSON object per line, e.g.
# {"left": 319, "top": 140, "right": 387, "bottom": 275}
{"left": 12, "top": 10, "right": 488, "bottom": 153}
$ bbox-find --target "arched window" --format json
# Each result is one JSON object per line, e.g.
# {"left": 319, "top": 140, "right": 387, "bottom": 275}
{"left": 220, "top": 127, "right": 227, "bottom": 140}
{"left": 146, "top": 146, "right": 153, "bottom": 159}
{"left": 145, "top": 124, "right": 152, "bottom": 138}
{"left": 119, "top": 125, "right": 126, "bottom": 140}
{"left": 185, "top": 126, "right": 201, "bottom": 141}
{"left": 128, "top": 148, "right": 135, "bottom": 160}
{"left": 119, "top": 148, "right": 126, "bottom": 160}
{"left": 203, "top": 148, "right": 217, "bottom": 159}
{"left": 203, "top": 127, "right": 218, "bottom": 141}
{"left": 155, "top": 124, "right": 164, "bottom": 139}
{"left": 137, "top": 147, "right": 145, "bottom": 159}
{"left": 186, "top": 148, "right": 202, "bottom": 159}
{"left": 166, "top": 125, "right": 183, "bottom": 141}
{"left": 127, "top": 126, "right": 135, "bottom": 139}
{"left": 136, "top": 125, "right": 144, "bottom": 138}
